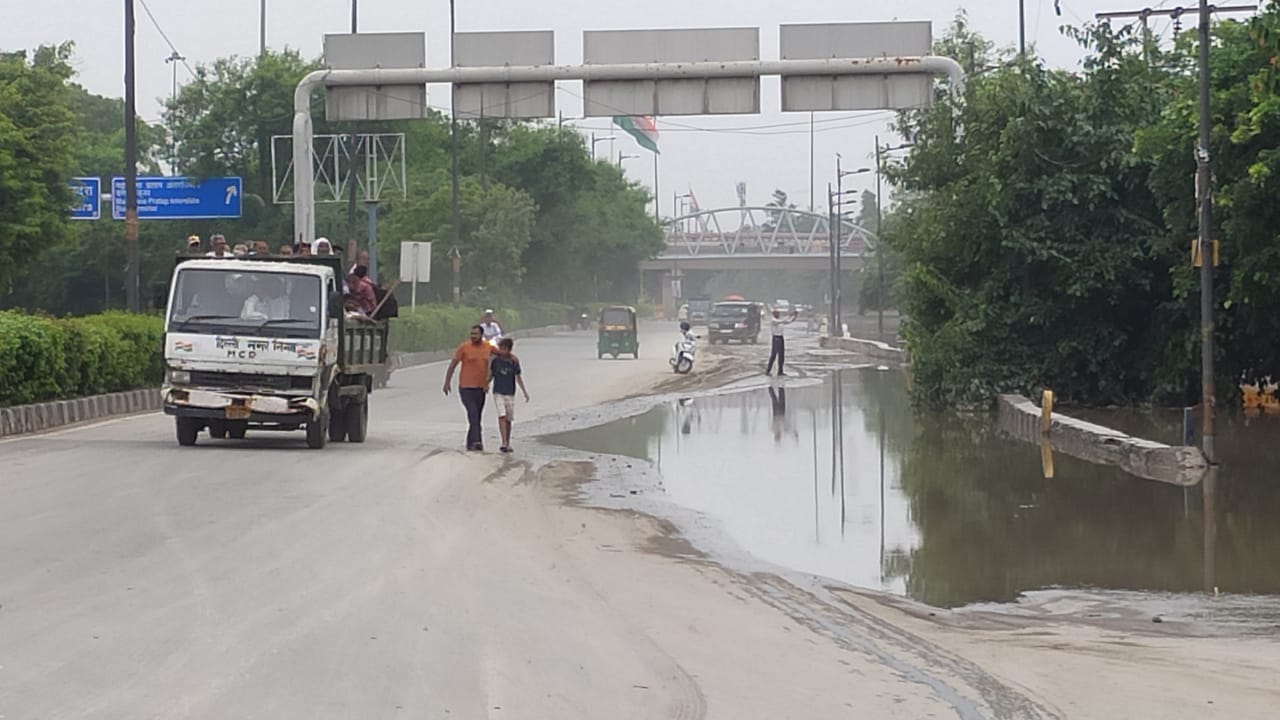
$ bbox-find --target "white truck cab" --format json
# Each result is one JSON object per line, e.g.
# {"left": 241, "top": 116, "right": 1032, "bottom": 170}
{"left": 162, "top": 255, "right": 386, "bottom": 449}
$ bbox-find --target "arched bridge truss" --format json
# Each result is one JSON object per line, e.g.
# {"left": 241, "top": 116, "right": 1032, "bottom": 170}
{"left": 660, "top": 206, "right": 878, "bottom": 259}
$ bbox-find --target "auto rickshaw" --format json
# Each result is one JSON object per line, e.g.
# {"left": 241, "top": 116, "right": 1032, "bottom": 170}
{"left": 597, "top": 305, "right": 639, "bottom": 359}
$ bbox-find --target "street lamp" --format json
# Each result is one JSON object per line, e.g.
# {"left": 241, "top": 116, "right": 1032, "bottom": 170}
{"left": 590, "top": 133, "right": 615, "bottom": 161}
{"left": 618, "top": 152, "right": 638, "bottom": 169}
{"left": 164, "top": 51, "right": 184, "bottom": 174}
{"left": 674, "top": 192, "right": 694, "bottom": 233}
{"left": 874, "top": 136, "right": 913, "bottom": 340}
{"left": 831, "top": 155, "right": 871, "bottom": 337}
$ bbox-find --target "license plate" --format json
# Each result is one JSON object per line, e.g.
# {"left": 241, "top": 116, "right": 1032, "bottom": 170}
{"left": 225, "top": 404, "right": 251, "bottom": 420}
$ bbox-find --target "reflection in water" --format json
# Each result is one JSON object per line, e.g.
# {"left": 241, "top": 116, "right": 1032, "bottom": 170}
{"left": 545, "top": 371, "right": 1280, "bottom": 610}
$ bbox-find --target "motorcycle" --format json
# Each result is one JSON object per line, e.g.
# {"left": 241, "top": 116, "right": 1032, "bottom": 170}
{"left": 669, "top": 331, "right": 697, "bottom": 374}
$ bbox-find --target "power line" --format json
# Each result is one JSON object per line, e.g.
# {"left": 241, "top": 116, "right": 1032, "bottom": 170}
{"left": 137, "top": 0, "right": 195, "bottom": 77}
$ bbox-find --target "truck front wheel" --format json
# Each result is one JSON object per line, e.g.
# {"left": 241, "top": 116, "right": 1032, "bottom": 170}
{"left": 345, "top": 400, "right": 368, "bottom": 443}
{"left": 306, "top": 409, "right": 329, "bottom": 450}
{"left": 176, "top": 418, "right": 201, "bottom": 447}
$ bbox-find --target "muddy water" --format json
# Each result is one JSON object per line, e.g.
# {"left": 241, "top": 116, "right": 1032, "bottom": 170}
{"left": 545, "top": 369, "right": 1280, "bottom": 617}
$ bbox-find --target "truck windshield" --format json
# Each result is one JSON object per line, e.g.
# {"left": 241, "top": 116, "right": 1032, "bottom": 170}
{"left": 168, "top": 269, "right": 322, "bottom": 338}
{"left": 712, "top": 305, "right": 749, "bottom": 318}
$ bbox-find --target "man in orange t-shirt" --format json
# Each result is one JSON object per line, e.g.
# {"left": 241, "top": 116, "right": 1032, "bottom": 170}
{"left": 443, "top": 325, "right": 494, "bottom": 450}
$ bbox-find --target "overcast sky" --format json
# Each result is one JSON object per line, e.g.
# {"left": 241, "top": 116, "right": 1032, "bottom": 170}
{"left": 4, "top": 0, "right": 1188, "bottom": 217}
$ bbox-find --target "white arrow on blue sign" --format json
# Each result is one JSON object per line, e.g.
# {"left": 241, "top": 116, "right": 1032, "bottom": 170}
{"left": 111, "top": 176, "right": 243, "bottom": 221}
{"left": 69, "top": 177, "right": 101, "bottom": 220}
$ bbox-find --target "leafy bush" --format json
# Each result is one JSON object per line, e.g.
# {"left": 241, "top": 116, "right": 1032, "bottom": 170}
{"left": 0, "top": 311, "right": 164, "bottom": 407}
{"left": 0, "top": 312, "right": 68, "bottom": 406}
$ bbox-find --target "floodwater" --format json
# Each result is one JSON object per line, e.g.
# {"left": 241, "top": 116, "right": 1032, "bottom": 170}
{"left": 545, "top": 369, "right": 1280, "bottom": 623}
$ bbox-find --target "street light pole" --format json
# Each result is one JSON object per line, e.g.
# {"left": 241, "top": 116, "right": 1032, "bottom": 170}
{"left": 449, "top": 0, "right": 461, "bottom": 279}
{"left": 1019, "top": 0, "right": 1027, "bottom": 57}
{"left": 1195, "top": 0, "right": 1217, "bottom": 464}
{"left": 590, "top": 133, "right": 615, "bottom": 161}
{"left": 124, "top": 0, "right": 140, "bottom": 313}
{"left": 165, "top": 51, "right": 184, "bottom": 174}
{"left": 618, "top": 152, "right": 638, "bottom": 169}
{"left": 259, "top": 0, "right": 267, "bottom": 56}
{"left": 833, "top": 158, "right": 871, "bottom": 338}
{"left": 875, "top": 137, "right": 884, "bottom": 340}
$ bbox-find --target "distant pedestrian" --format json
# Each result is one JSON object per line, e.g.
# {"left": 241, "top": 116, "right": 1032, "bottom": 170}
{"left": 443, "top": 325, "right": 494, "bottom": 451}
{"left": 479, "top": 309, "right": 503, "bottom": 344}
{"left": 279, "top": 244, "right": 294, "bottom": 256}
{"left": 186, "top": 235, "right": 201, "bottom": 253}
{"left": 766, "top": 308, "right": 798, "bottom": 376}
{"left": 489, "top": 337, "right": 530, "bottom": 453}
{"left": 232, "top": 243, "right": 249, "bottom": 257}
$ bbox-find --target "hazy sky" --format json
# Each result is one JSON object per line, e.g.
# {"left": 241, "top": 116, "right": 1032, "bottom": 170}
{"left": 3, "top": 0, "right": 1185, "bottom": 217}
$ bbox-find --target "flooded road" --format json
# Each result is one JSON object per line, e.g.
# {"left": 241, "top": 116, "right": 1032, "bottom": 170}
{"left": 545, "top": 368, "right": 1280, "bottom": 626}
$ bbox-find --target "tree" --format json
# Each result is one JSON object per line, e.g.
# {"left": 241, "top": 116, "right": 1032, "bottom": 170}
{"left": 0, "top": 44, "right": 78, "bottom": 293}
{"left": 889, "top": 23, "right": 1174, "bottom": 407}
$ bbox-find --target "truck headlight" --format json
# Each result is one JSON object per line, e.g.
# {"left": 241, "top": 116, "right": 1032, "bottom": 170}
{"left": 734, "top": 322, "right": 746, "bottom": 329}
{"left": 168, "top": 368, "right": 190, "bottom": 385}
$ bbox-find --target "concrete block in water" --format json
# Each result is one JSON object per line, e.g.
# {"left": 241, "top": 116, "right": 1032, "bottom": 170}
{"left": 997, "top": 394, "right": 1207, "bottom": 485}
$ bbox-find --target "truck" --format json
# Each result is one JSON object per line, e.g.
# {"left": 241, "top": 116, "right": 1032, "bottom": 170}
{"left": 161, "top": 255, "right": 388, "bottom": 449}
{"left": 687, "top": 295, "right": 714, "bottom": 325}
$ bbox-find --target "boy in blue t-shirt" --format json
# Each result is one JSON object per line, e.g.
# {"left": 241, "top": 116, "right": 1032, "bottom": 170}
{"left": 489, "top": 337, "right": 530, "bottom": 453}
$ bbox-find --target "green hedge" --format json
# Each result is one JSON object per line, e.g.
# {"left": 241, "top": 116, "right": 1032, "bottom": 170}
{"left": 0, "top": 311, "right": 165, "bottom": 407}
{"left": 389, "top": 302, "right": 570, "bottom": 353}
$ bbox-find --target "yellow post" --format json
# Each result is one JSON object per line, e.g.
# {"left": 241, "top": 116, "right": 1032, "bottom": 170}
{"left": 1040, "top": 438, "right": 1055, "bottom": 479}
{"left": 1041, "top": 389, "right": 1054, "bottom": 436}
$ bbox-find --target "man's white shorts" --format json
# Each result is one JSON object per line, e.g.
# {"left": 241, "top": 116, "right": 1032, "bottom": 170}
{"left": 496, "top": 393, "right": 516, "bottom": 421}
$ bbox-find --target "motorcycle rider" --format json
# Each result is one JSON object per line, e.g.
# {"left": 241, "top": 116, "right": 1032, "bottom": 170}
{"left": 671, "top": 321, "right": 697, "bottom": 372}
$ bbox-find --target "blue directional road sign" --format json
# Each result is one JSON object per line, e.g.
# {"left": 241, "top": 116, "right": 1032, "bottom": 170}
{"left": 111, "top": 176, "right": 242, "bottom": 221}
{"left": 69, "top": 177, "right": 101, "bottom": 220}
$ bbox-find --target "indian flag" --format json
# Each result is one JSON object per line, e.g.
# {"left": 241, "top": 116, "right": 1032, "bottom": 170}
{"left": 612, "top": 115, "right": 659, "bottom": 154}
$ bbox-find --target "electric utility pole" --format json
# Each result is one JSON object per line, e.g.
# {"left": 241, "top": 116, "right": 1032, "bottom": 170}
{"left": 1096, "top": 2, "right": 1256, "bottom": 464}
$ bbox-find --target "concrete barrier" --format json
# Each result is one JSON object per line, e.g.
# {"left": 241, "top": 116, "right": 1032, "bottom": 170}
{"left": 819, "top": 335, "right": 909, "bottom": 365}
{"left": 996, "top": 394, "right": 1207, "bottom": 485}
{"left": 0, "top": 388, "right": 164, "bottom": 439}
{"left": 0, "top": 324, "right": 573, "bottom": 439}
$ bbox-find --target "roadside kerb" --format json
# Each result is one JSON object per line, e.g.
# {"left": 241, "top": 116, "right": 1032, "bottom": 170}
{"left": 819, "top": 335, "right": 909, "bottom": 365}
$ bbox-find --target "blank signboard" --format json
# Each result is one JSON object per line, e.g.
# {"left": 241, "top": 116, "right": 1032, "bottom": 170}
{"left": 582, "top": 28, "right": 760, "bottom": 116}
{"left": 780, "top": 22, "right": 933, "bottom": 112}
{"left": 324, "top": 33, "right": 427, "bottom": 121}
{"left": 453, "top": 31, "right": 556, "bottom": 119}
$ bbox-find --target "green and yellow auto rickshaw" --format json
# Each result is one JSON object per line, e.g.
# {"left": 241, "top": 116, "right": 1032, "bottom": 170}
{"left": 597, "top": 305, "right": 638, "bottom": 359}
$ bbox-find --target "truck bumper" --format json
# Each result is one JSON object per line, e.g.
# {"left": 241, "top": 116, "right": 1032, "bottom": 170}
{"left": 163, "top": 387, "right": 319, "bottom": 423}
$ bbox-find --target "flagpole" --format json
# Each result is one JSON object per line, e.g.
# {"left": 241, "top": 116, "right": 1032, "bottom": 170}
{"left": 653, "top": 152, "right": 660, "bottom": 222}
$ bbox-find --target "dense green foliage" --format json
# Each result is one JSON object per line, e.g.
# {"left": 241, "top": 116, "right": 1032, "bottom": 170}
{"left": 0, "top": 311, "right": 164, "bottom": 406}
{"left": 889, "top": 9, "right": 1280, "bottom": 407}
{"left": 0, "top": 45, "right": 79, "bottom": 293}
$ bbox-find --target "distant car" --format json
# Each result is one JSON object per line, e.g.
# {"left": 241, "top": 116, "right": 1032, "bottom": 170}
{"left": 773, "top": 299, "right": 792, "bottom": 313}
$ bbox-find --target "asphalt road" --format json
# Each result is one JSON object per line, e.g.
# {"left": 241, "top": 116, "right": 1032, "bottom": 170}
{"left": 0, "top": 324, "right": 716, "bottom": 719}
